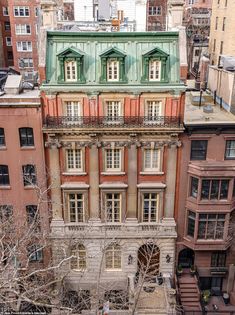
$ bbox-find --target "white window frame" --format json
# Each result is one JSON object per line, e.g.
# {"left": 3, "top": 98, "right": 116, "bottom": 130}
{"left": 149, "top": 59, "right": 161, "bottom": 81}
{"left": 105, "top": 244, "right": 122, "bottom": 270}
{"left": 105, "top": 101, "right": 121, "bottom": 123}
{"left": 15, "top": 24, "right": 31, "bottom": 35}
{"left": 142, "top": 192, "right": 159, "bottom": 223}
{"left": 68, "top": 193, "right": 85, "bottom": 223}
{"left": 70, "top": 244, "right": 86, "bottom": 271}
{"left": 16, "top": 41, "right": 32, "bottom": 52}
{"left": 65, "top": 60, "right": 77, "bottom": 82}
{"left": 105, "top": 193, "right": 121, "bottom": 223}
{"left": 107, "top": 58, "right": 119, "bottom": 82}
{"left": 105, "top": 148, "right": 121, "bottom": 172}
{"left": 145, "top": 100, "right": 162, "bottom": 122}
{"left": 144, "top": 148, "right": 160, "bottom": 172}
{"left": 66, "top": 149, "right": 83, "bottom": 172}
{"left": 14, "top": 6, "right": 30, "bottom": 17}
{"left": 2, "top": 7, "right": 9, "bottom": 16}
{"left": 18, "top": 58, "right": 34, "bottom": 68}
{"left": 5, "top": 37, "right": 12, "bottom": 47}
{"left": 65, "top": 101, "right": 81, "bottom": 117}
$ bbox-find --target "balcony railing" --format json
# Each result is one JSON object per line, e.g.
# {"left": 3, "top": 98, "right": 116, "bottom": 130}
{"left": 44, "top": 115, "right": 182, "bottom": 129}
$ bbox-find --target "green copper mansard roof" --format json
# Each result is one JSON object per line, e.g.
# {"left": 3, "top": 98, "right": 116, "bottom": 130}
{"left": 43, "top": 31, "right": 184, "bottom": 93}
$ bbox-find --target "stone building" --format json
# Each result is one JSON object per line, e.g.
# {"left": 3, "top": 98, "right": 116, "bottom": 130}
{"left": 41, "top": 31, "right": 185, "bottom": 313}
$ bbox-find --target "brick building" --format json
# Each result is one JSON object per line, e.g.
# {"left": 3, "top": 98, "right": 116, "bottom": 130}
{"left": 40, "top": 31, "right": 185, "bottom": 313}
{"left": 146, "top": 0, "right": 167, "bottom": 31}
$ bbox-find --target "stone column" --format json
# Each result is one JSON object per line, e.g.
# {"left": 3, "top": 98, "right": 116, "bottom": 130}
{"left": 126, "top": 144, "right": 138, "bottom": 221}
{"left": 89, "top": 144, "right": 100, "bottom": 221}
{"left": 165, "top": 144, "right": 177, "bottom": 218}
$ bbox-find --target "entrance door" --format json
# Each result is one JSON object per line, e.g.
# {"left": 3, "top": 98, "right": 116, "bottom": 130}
{"left": 178, "top": 248, "right": 195, "bottom": 268}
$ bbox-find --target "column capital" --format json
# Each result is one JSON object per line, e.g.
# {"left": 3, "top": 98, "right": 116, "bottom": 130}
{"left": 45, "top": 136, "right": 62, "bottom": 149}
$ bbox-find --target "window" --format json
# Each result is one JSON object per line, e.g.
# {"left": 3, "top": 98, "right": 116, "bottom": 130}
{"left": 15, "top": 24, "right": 31, "bottom": 35}
{"left": 68, "top": 193, "right": 84, "bottom": 222}
{"left": 144, "top": 149, "right": 160, "bottom": 171}
{"left": 70, "top": 244, "right": 86, "bottom": 270}
{"left": 105, "top": 193, "right": 121, "bottom": 222}
{"left": 28, "top": 245, "right": 43, "bottom": 262}
{"left": 7, "top": 51, "right": 13, "bottom": 60}
{"left": 66, "top": 149, "right": 82, "bottom": 171}
{"left": 105, "top": 101, "right": 121, "bottom": 122}
{"left": 2, "top": 7, "right": 9, "bottom": 16}
{"left": 0, "top": 205, "right": 13, "bottom": 221}
{"left": 105, "top": 148, "right": 121, "bottom": 171}
{"left": 0, "top": 128, "right": 5, "bottom": 146}
{"left": 143, "top": 193, "right": 159, "bottom": 222}
{"left": 190, "top": 177, "right": 199, "bottom": 198}
{"left": 194, "top": 49, "right": 200, "bottom": 57}
{"left": 211, "top": 252, "right": 226, "bottom": 267}
{"left": 5, "top": 37, "right": 12, "bottom": 47}
{"left": 107, "top": 58, "right": 119, "bottom": 82}
{"left": 213, "top": 39, "right": 216, "bottom": 52}
{"left": 148, "top": 6, "right": 162, "bottom": 15}
{"left": 222, "top": 17, "right": 226, "bottom": 31}
{"left": 65, "top": 60, "right": 77, "bottom": 82}
{"left": 225, "top": 140, "right": 235, "bottom": 159}
{"left": 215, "top": 17, "right": 218, "bottom": 30}
{"left": 14, "top": 6, "right": 30, "bottom": 17}
{"left": 65, "top": 101, "right": 81, "bottom": 117}
{"left": 149, "top": 59, "right": 161, "bottom": 81}
{"left": 4, "top": 22, "right": 10, "bottom": 31}
{"left": 198, "top": 214, "right": 225, "bottom": 239}
{"left": 26, "top": 205, "right": 40, "bottom": 228}
{"left": 145, "top": 101, "right": 161, "bottom": 121}
{"left": 225, "top": 0, "right": 228, "bottom": 6}
{"left": 201, "top": 179, "right": 229, "bottom": 200}
{"left": 35, "top": 7, "right": 39, "bottom": 17}
{"left": 105, "top": 244, "right": 121, "bottom": 270}
{"left": 16, "top": 41, "right": 32, "bottom": 52}
{"left": 22, "top": 164, "right": 37, "bottom": 186}
{"left": 18, "top": 58, "right": 33, "bottom": 68}
{"left": 19, "top": 128, "right": 34, "bottom": 146}
{"left": 220, "top": 41, "right": 224, "bottom": 54}
{"left": 190, "top": 140, "right": 207, "bottom": 160}
{"left": 0, "top": 165, "right": 9, "bottom": 185}
{"left": 187, "top": 211, "right": 196, "bottom": 237}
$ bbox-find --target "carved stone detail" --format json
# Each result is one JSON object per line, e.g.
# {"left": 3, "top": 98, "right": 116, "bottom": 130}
{"left": 45, "top": 137, "right": 62, "bottom": 148}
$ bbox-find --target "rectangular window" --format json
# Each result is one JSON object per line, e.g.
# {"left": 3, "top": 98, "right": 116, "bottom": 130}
{"left": 211, "top": 252, "right": 226, "bottom": 267}
{"left": 19, "top": 127, "right": 34, "bottom": 146}
{"left": 144, "top": 149, "right": 160, "bottom": 171}
{"left": 222, "top": 17, "right": 226, "bottom": 31}
{"left": 4, "top": 22, "right": 10, "bottom": 31}
{"left": 2, "top": 7, "right": 9, "bottom": 16}
{"left": 190, "top": 140, "right": 207, "bottom": 160}
{"left": 107, "top": 58, "right": 119, "bottom": 81}
{"left": 35, "top": 7, "right": 39, "bottom": 17}
{"left": 14, "top": 6, "right": 30, "bottom": 17}
{"left": 65, "top": 101, "right": 80, "bottom": 117}
{"left": 0, "top": 165, "right": 10, "bottom": 185}
{"left": 68, "top": 193, "right": 84, "bottom": 222}
{"left": 15, "top": 24, "right": 31, "bottom": 35}
{"left": 5, "top": 37, "right": 12, "bottom": 47}
{"left": 143, "top": 193, "right": 158, "bottom": 222}
{"left": 105, "top": 101, "right": 121, "bottom": 123}
{"left": 16, "top": 41, "right": 32, "bottom": 52}
{"left": 105, "top": 245, "right": 121, "bottom": 270}
{"left": 187, "top": 211, "right": 196, "bottom": 237}
{"left": 18, "top": 58, "right": 34, "bottom": 68}
{"left": 105, "top": 148, "right": 121, "bottom": 171}
{"left": 0, "top": 205, "right": 13, "bottom": 221}
{"left": 0, "top": 128, "right": 5, "bottom": 146}
{"left": 190, "top": 177, "right": 199, "bottom": 198}
{"left": 22, "top": 164, "right": 37, "bottom": 186}
{"left": 225, "top": 0, "right": 228, "bottom": 6}
{"left": 105, "top": 193, "right": 121, "bottom": 222}
{"left": 65, "top": 60, "right": 77, "bottom": 82}
{"left": 201, "top": 179, "right": 229, "bottom": 200}
{"left": 148, "top": 6, "right": 162, "bottom": 15}
{"left": 225, "top": 140, "right": 235, "bottom": 159}
{"left": 28, "top": 245, "right": 43, "bottom": 262}
{"left": 215, "top": 17, "right": 218, "bottom": 30}
{"left": 66, "top": 149, "right": 82, "bottom": 171}
{"left": 7, "top": 51, "right": 13, "bottom": 60}
{"left": 220, "top": 41, "right": 223, "bottom": 54}
{"left": 213, "top": 39, "right": 216, "bottom": 52}
{"left": 145, "top": 101, "right": 161, "bottom": 121}
{"left": 198, "top": 214, "right": 225, "bottom": 239}
{"left": 194, "top": 49, "right": 200, "bottom": 57}
{"left": 149, "top": 60, "right": 161, "bottom": 81}
{"left": 26, "top": 205, "right": 40, "bottom": 231}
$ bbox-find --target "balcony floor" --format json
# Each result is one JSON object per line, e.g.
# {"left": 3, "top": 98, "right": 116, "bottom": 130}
{"left": 205, "top": 296, "right": 235, "bottom": 314}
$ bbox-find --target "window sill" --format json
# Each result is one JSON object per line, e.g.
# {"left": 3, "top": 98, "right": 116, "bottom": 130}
{"left": 140, "top": 171, "right": 164, "bottom": 175}
{"left": 24, "top": 186, "right": 36, "bottom": 189}
{"left": 0, "top": 185, "right": 11, "bottom": 189}
{"left": 20, "top": 146, "right": 36, "bottom": 150}
{"left": 71, "top": 269, "right": 87, "bottom": 272}
{"left": 101, "top": 172, "right": 125, "bottom": 176}
{"left": 62, "top": 172, "right": 87, "bottom": 176}
{"left": 0, "top": 146, "right": 7, "bottom": 150}
{"left": 105, "top": 269, "right": 122, "bottom": 272}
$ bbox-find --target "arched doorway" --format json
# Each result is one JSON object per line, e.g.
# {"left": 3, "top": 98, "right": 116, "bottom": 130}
{"left": 137, "top": 243, "right": 160, "bottom": 282}
{"left": 178, "top": 248, "right": 195, "bottom": 268}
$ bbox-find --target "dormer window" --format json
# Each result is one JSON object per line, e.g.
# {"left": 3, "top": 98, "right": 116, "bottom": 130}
{"left": 100, "top": 47, "right": 127, "bottom": 83}
{"left": 65, "top": 60, "right": 77, "bottom": 82}
{"left": 107, "top": 58, "right": 119, "bottom": 81}
{"left": 141, "top": 47, "right": 169, "bottom": 83}
{"left": 57, "top": 46, "right": 85, "bottom": 84}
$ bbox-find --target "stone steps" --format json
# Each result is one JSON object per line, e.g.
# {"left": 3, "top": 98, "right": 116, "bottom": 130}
{"left": 178, "top": 273, "right": 201, "bottom": 312}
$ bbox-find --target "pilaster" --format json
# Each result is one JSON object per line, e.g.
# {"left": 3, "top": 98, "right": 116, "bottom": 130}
{"left": 89, "top": 144, "right": 100, "bottom": 221}
{"left": 127, "top": 144, "right": 138, "bottom": 221}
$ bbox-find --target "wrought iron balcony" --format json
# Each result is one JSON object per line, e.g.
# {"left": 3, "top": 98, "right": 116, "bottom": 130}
{"left": 44, "top": 115, "right": 182, "bottom": 129}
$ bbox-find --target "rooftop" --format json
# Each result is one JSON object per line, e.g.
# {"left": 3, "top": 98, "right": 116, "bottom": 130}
{"left": 184, "top": 91, "right": 235, "bottom": 126}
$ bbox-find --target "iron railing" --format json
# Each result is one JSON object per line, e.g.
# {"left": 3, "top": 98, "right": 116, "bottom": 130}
{"left": 44, "top": 115, "right": 182, "bottom": 129}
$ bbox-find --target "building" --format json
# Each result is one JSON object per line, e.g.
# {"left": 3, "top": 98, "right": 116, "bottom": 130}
{"left": 175, "top": 93, "right": 235, "bottom": 312}
{"left": 0, "top": 0, "right": 14, "bottom": 67}
{"left": 146, "top": 0, "right": 167, "bottom": 31}
{"left": 40, "top": 31, "right": 185, "bottom": 313}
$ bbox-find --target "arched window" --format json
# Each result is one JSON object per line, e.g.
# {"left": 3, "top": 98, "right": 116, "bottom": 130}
{"left": 105, "top": 244, "right": 121, "bottom": 270}
{"left": 70, "top": 244, "right": 86, "bottom": 270}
